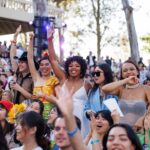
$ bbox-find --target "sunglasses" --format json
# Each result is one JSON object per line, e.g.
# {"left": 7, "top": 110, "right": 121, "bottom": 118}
{"left": 92, "top": 71, "right": 103, "bottom": 77}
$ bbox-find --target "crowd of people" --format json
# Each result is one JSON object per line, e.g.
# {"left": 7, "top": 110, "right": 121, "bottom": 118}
{"left": 0, "top": 25, "right": 150, "bottom": 150}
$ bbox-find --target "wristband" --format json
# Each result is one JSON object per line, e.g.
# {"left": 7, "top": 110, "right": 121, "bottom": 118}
{"left": 91, "top": 139, "right": 100, "bottom": 145}
{"left": 11, "top": 40, "right": 17, "bottom": 45}
{"left": 48, "top": 36, "right": 53, "bottom": 42}
{"left": 67, "top": 127, "right": 78, "bottom": 137}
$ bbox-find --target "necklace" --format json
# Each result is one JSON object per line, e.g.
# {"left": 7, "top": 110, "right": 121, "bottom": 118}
{"left": 125, "top": 83, "right": 140, "bottom": 89}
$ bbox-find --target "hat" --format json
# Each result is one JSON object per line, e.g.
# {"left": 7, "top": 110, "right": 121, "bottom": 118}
{"left": 0, "top": 100, "right": 13, "bottom": 111}
{"left": 19, "top": 51, "right": 27, "bottom": 61}
{"left": 14, "top": 51, "right": 39, "bottom": 70}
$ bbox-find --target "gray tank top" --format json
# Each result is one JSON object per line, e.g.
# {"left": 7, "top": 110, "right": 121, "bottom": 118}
{"left": 118, "top": 100, "right": 146, "bottom": 126}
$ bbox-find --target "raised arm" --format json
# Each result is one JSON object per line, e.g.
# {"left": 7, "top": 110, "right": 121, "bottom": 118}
{"left": 49, "top": 85, "right": 88, "bottom": 150}
{"left": 47, "top": 27, "right": 66, "bottom": 82}
{"left": 102, "top": 76, "right": 139, "bottom": 95}
{"left": 27, "top": 33, "right": 39, "bottom": 82}
{"left": 10, "top": 25, "right": 21, "bottom": 72}
{"left": 90, "top": 114, "right": 102, "bottom": 150}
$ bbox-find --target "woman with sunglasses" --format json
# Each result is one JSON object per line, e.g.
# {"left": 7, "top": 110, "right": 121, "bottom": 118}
{"left": 84, "top": 63, "right": 118, "bottom": 117}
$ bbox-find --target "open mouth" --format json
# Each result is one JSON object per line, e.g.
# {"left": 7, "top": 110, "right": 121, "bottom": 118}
{"left": 96, "top": 125, "right": 103, "bottom": 129}
{"left": 111, "top": 148, "right": 122, "bottom": 150}
{"left": 57, "top": 137, "right": 66, "bottom": 142}
{"left": 71, "top": 70, "right": 77, "bottom": 73}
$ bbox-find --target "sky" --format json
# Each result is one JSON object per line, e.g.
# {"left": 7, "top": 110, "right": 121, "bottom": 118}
{"left": 0, "top": 0, "right": 150, "bottom": 63}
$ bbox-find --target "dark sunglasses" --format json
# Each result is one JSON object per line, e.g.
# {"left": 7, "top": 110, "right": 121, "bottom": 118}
{"left": 92, "top": 71, "right": 103, "bottom": 77}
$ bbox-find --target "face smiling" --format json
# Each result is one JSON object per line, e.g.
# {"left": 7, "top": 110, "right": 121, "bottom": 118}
{"left": 15, "top": 122, "right": 27, "bottom": 142}
{"left": 106, "top": 127, "right": 135, "bottom": 150}
{"left": 15, "top": 122, "right": 36, "bottom": 143}
{"left": 39, "top": 59, "right": 51, "bottom": 77}
{"left": 54, "top": 118, "right": 71, "bottom": 149}
{"left": 122, "top": 63, "right": 138, "bottom": 79}
{"left": 95, "top": 114, "right": 109, "bottom": 134}
{"left": 68, "top": 61, "right": 81, "bottom": 78}
{"left": 18, "top": 61, "right": 29, "bottom": 73}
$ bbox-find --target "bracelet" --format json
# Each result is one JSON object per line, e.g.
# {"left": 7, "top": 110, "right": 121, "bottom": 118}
{"left": 11, "top": 40, "right": 17, "bottom": 45}
{"left": 91, "top": 139, "right": 100, "bottom": 145}
{"left": 48, "top": 36, "right": 53, "bottom": 42}
{"left": 67, "top": 127, "right": 78, "bottom": 137}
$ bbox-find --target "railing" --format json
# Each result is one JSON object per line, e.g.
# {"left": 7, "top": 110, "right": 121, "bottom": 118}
{"left": 0, "top": 0, "right": 63, "bottom": 17}
{"left": 0, "top": 0, "right": 33, "bottom": 13}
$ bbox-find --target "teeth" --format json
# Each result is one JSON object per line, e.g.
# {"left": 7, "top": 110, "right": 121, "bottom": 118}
{"left": 71, "top": 71, "right": 76, "bottom": 73}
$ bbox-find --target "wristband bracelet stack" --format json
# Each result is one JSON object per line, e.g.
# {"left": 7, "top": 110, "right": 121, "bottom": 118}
{"left": 91, "top": 139, "right": 100, "bottom": 145}
{"left": 67, "top": 127, "right": 78, "bottom": 137}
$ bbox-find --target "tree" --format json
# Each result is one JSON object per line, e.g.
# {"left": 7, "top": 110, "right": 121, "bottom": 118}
{"left": 90, "top": 0, "right": 115, "bottom": 60}
{"left": 121, "top": 0, "right": 140, "bottom": 64}
{"left": 50, "top": 0, "right": 120, "bottom": 59}
{"left": 141, "top": 33, "right": 150, "bottom": 53}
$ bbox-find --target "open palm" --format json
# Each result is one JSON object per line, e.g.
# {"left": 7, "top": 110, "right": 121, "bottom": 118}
{"left": 49, "top": 85, "right": 74, "bottom": 116}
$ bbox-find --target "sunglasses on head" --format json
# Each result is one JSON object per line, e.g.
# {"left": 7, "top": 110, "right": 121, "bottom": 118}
{"left": 92, "top": 71, "right": 103, "bottom": 77}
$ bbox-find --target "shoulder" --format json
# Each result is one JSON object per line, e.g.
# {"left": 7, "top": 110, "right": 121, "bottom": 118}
{"left": 46, "top": 76, "right": 59, "bottom": 85}
{"left": 11, "top": 146, "right": 23, "bottom": 150}
{"left": 34, "top": 146, "right": 43, "bottom": 150}
{"left": 136, "top": 84, "right": 150, "bottom": 93}
{"left": 84, "top": 79, "right": 92, "bottom": 92}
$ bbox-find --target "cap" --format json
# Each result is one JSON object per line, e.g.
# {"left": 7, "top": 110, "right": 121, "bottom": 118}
{"left": 14, "top": 51, "right": 39, "bottom": 70}
{"left": 0, "top": 100, "right": 13, "bottom": 111}
{"left": 19, "top": 51, "right": 27, "bottom": 61}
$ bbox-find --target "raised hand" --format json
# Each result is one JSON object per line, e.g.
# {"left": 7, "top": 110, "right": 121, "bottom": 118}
{"left": 111, "top": 109, "right": 120, "bottom": 123}
{"left": 14, "top": 25, "right": 22, "bottom": 39}
{"left": 49, "top": 85, "right": 74, "bottom": 116}
{"left": 29, "top": 32, "right": 34, "bottom": 41}
{"left": 125, "top": 76, "right": 139, "bottom": 85}
{"left": 27, "top": 33, "right": 34, "bottom": 53}
{"left": 90, "top": 113, "right": 98, "bottom": 136}
{"left": 47, "top": 24, "right": 54, "bottom": 40}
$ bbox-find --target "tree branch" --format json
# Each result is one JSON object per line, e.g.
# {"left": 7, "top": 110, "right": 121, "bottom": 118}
{"left": 90, "top": 0, "right": 97, "bottom": 19}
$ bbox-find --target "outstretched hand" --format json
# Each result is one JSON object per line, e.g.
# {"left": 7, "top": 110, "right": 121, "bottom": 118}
{"left": 49, "top": 85, "right": 74, "bottom": 116}
{"left": 27, "top": 33, "right": 34, "bottom": 52}
{"left": 111, "top": 109, "right": 120, "bottom": 123}
{"left": 14, "top": 25, "right": 22, "bottom": 39}
{"left": 47, "top": 25, "right": 54, "bottom": 40}
{"left": 29, "top": 32, "right": 34, "bottom": 41}
{"left": 90, "top": 113, "right": 97, "bottom": 136}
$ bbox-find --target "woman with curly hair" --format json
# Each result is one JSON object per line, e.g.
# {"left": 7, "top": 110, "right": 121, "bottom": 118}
{"left": 47, "top": 27, "right": 91, "bottom": 137}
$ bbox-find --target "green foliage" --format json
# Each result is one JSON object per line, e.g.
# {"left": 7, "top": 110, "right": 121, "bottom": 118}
{"left": 51, "top": 0, "right": 75, "bottom": 7}
{"left": 48, "top": 0, "right": 124, "bottom": 58}
{"left": 140, "top": 34, "right": 150, "bottom": 53}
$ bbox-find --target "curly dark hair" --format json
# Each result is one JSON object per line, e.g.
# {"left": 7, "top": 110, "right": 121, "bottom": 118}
{"left": 64, "top": 56, "right": 87, "bottom": 78}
